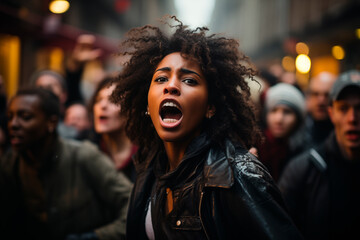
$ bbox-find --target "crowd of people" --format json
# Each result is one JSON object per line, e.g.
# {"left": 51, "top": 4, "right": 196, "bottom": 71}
{"left": 0, "top": 16, "right": 359, "bottom": 240}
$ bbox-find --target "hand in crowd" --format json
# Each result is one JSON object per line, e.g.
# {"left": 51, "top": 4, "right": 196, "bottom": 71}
{"left": 67, "top": 34, "right": 103, "bottom": 72}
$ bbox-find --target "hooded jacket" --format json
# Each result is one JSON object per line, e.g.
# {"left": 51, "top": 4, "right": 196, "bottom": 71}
{"left": 126, "top": 134, "right": 303, "bottom": 239}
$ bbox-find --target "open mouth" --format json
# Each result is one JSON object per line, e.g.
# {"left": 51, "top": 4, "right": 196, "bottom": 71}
{"left": 98, "top": 115, "right": 109, "bottom": 121}
{"left": 159, "top": 101, "right": 183, "bottom": 127}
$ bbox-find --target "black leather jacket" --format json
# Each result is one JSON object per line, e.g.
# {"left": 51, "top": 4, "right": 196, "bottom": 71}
{"left": 126, "top": 134, "right": 303, "bottom": 239}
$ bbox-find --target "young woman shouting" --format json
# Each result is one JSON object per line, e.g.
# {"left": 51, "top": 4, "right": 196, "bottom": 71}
{"left": 112, "top": 16, "right": 303, "bottom": 240}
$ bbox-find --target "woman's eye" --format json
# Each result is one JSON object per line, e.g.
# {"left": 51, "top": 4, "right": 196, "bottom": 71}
{"left": 183, "top": 78, "right": 198, "bottom": 85}
{"left": 154, "top": 77, "right": 167, "bottom": 82}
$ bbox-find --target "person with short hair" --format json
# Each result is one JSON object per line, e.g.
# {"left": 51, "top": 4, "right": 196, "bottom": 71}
{"left": 304, "top": 71, "right": 337, "bottom": 146}
{"left": 0, "top": 87, "right": 132, "bottom": 240}
{"left": 278, "top": 69, "right": 360, "bottom": 240}
{"left": 64, "top": 102, "right": 92, "bottom": 138}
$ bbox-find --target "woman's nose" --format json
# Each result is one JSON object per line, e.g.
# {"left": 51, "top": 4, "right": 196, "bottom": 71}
{"left": 163, "top": 77, "right": 180, "bottom": 95}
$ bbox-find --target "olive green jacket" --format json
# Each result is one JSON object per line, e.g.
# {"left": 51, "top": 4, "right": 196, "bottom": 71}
{"left": 0, "top": 138, "right": 133, "bottom": 240}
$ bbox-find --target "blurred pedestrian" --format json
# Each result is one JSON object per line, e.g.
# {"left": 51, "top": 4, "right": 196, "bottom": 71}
{"left": 64, "top": 102, "right": 92, "bottom": 139}
{"left": 30, "top": 70, "right": 68, "bottom": 115}
{"left": 88, "top": 77, "right": 137, "bottom": 182}
{"left": 112, "top": 16, "right": 303, "bottom": 239}
{"left": 305, "top": 71, "right": 337, "bottom": 146}
{"left": 256, "top": 83, "right": 309, "bottom": 181}
{"left": 278, "top": 69, "right": 360, "bottom": 240}
{"left": 0, "top": 88, "right": 132, "bottom": 240}
{"left": 30, "top": 69, "right": 78, "bottom": 139}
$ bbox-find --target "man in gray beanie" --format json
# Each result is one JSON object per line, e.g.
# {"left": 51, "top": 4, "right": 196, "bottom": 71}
{"left": 278, "top": 69, "right": 360, "bottom": 240}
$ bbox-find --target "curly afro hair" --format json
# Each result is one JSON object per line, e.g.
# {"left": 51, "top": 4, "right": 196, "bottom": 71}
{"left": 112, "top": 16, "right": 262, "bottom": 157}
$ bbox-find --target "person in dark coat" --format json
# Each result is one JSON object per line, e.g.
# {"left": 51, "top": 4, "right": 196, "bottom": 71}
{"left": 111, "top": 16, "right": 303, "bottom": 240}
{"left": 278, "top": 69, "right": 360, "bottom": 240}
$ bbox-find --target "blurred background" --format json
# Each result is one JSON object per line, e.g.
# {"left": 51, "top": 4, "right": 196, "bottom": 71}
{"left": 1, "top": 0, "right": 360, "bottom": 99}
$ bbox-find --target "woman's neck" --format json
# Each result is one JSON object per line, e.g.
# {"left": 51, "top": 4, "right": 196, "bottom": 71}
{"left": 163, "top": 138, "right": 193, "bottom": 172}
{"left": 102, "top": 130, "right": 133, "bottom": 168}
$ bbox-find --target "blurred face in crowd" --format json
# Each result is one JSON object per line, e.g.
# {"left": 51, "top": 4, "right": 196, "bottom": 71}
{"left": 148, "top": 52, "right": 211, "bottom": 143}
{"left": 328, "top": 88, "right": 360, "bottom": 160}
{"left": 64, "top": 104, "right": 91, "bottom": 132}
{"left": 36, "top": 75, "right": 67, "bottom": 105}
{"left": 93, "top": 84, "right": 125, "bottom": 134}
{"left": 307, "top": 73, "right": 336, "bottom": 121}
{"left": 7, "top": 95, "right": 56, "bottom": 153}
{"left": 267, "top": 104, "right": 298, "bottom": 139}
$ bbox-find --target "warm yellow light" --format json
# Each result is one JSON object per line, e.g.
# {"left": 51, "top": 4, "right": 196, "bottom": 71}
{"left": 332, "top": 45, "right": 345, "bottom": 60}
{"left": 282, "top": 56, "right": 295, "bottom": 72}
{"left": 49, "top": 0, "right": 70, "bottom": 14}
{"left": 296, "top": 42, "right": 309, "bottom": 55}
{"left": 295, "top": 54, "right": 311, "bottom": 74}
{"left": 356, "top": 28, "right": 360, "bottom": 39}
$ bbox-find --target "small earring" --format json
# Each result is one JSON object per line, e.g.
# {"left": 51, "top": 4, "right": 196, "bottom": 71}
{"left": 145, "top": 111, "right": 150, "bottom": 116}
{"left": 206, "top": 112, "right": 213, "bottom": 119}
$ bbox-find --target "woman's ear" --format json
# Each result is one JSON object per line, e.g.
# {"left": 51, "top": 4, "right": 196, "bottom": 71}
{"left": 206, "top": 105, "right": 216, "bottom": 119}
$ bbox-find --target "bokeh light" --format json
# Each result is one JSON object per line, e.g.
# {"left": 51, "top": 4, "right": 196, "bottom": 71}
{"left": 332, "top": 45, "right": 345, "bottom": 60}
{"left": 295, "top": 54, "right": 311, "bottom": 74}
{"left": 295, "top": 42, "right": 309, "bottom": 55}
{"left": 356, "top": 28, "right": 360, "bottom": 39}
{"left": 49, "top": 0, "right": 70, "bottom": 14}
{"left": 282, "top": 56, "right": 295, "bottom": 72}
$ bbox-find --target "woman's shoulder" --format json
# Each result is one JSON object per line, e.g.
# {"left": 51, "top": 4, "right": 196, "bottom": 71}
{"left": 231, "top": 148, "right": 274, "bottom": 183}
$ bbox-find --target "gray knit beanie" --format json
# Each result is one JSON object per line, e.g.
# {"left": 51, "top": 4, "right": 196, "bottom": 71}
{"left": 265, "top": 83, "right": 306, "bottom": 120}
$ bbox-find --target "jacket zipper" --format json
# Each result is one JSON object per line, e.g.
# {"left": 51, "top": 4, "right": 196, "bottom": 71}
{"left": 199, "top": 191, "right": 210, "bottom": 240}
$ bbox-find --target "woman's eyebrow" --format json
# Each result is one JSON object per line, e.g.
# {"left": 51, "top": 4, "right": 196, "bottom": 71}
{"left": 155, "top": 67, "right": 171, "bottom": 73}
{"left": 180, "top": 68, "right": 201, "bottom": 77}
{"left": 154, "top": 67, "right": 201, "bottom": 77}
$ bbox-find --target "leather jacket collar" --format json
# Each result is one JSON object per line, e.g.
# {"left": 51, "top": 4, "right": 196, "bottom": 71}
{"left": 203, "top": 139, "right": 236, "bottom": 189}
